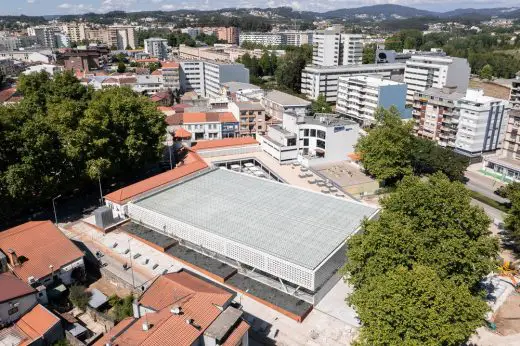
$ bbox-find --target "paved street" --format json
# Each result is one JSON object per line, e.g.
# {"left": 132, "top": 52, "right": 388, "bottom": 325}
{"left": 465, "top": 166, "right": 508, "bottom": 204}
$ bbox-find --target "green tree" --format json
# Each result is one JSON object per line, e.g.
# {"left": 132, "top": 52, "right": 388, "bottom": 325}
{"left": 350, "top": 265, "right": 489, "bottom": 346}
{"left": 362, "top": 43, "right": 376, "bottom": 64}
{"left": 108, "top": 294, "right": 134, "bottom": 322}
{"left": 69, "top": 285, "right": 90, "bottom": 311}
{"left": 480, "top": 64, "right": 494, "bottom": 80}
{"left": 275, "top": 49, "right": 307, "bottom": 93}
{"left": 117, "top": 61, "right": 126, "bottom": 73}
{"left": 503, "top": 183, "right": 520, "bottom": 250}
{"left": 311, "top": 94, "right": 332, "bottom": 114}
{"left": 342, "top": 173, "right": 498, "bottom": 289}
{"left": 355, "top": 106, "right": 415, "bottom": 183}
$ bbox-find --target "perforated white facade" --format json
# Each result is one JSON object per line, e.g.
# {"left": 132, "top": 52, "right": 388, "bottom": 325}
{"left": 127, "top": 169, "right": 378, "bottom": 292}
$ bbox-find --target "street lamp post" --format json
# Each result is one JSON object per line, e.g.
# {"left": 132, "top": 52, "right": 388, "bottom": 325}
{"left": 52, "top": 195, "right": 61, "bottom": 225}
{"left": 128, "top": 238, "right": 135, "bottom": 289}
{"left": 98, "top": 175, "right": 103, "bottom": 206}
{"left": 168, "top": 139, "right": 173, "bottom": 170}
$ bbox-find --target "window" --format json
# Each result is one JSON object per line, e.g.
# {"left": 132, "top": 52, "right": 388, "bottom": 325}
{"left": 310, "top": 129, "right": 316, "bottom": 137}
{"left": 304, "top": 129, "right": 309, "bottom": 137}
{"left": 317, "top": 130, "right": 326, "bottom": 140}
{"left": 303, "top": 138, "right": 309, "bottom": 146}
{"left": 287, "top": 138, "right": 296, "bottom": 146}
{"left": 317, "top": 139, "right": 325, "bottom": 149}
{"left": 8, "top": 306, "right": 19, "bottom": 315}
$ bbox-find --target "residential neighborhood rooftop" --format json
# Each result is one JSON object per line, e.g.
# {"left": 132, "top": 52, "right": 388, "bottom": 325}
{"left": 0, "top": 221, "right": 84, "bottom": 282}
{"left": 0, "top": 272, "right": 36, "bottom": 303}
{"left": 264, "top": 90, "right": 311, "bottom": 107}
{"left": 191, "top": 137, "right": 259, "bottom": 151}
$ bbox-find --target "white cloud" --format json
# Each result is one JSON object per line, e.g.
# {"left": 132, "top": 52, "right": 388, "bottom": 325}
{"left": 151, "top": 0, "right": 163, "bottom": 3}
{"left": 58, "top": 3, "right": 71, "bottom": 8}
{"left": 161, "top": 4, "right": 176, "bottom": 10}
{"left": 100, "top": 0, "right": 136, "bottom": 12}
{"left": 27, "top": 0, "right": 36, "bottom": 4}
{"left": 58, "top": 3, "right": 95, "bottom": 13}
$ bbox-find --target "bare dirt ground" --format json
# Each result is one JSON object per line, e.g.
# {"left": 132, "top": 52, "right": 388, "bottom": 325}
{"left": 469, "top": 79, "right": 511, "bottom": 99}
{"left": 88, "top": 277, "right": 132, "bottom": 298}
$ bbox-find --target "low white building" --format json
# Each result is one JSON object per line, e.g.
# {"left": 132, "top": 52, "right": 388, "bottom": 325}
{"left": 261, "top": 90, "right": 311, "bottom": 121}
{"left": 261, "top": 112, "right": 360, "bottom": 165}
{"left": 0, "top": 50, "right": 52, "bottom": 64}
{"left": 239, "top": 32, "right": 283, "bottom": 46}
{"left": 454, "top": 89, "right": 510, "bottom": 158}
{"left": 133, "top": 74, "right": 165, "bottom": 95}
{"left": 336, "top": 75, "right": 410, "bottom": 126}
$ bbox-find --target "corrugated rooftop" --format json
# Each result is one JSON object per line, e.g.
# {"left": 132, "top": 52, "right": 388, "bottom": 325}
{"left": 133, "top": 169, "right": 377, "bottom": 270}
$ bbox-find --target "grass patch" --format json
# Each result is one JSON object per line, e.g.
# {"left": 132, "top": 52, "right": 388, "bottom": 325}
{"left": 469, "top": 190, "right": 510, "bottom": 213}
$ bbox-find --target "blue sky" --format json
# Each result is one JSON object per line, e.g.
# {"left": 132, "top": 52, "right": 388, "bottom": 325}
{"left": 3, "top": 0, "right": 520, "bottom": 16}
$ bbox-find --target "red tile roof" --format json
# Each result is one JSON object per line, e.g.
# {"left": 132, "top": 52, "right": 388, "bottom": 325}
{"left": 94, "top": 270, "right": 236, "bottom": 346}
{"left": 151, "top": 70, "right": 162, "bottom": 76}
{"left": 221, "top": 320, "right": 250, "bottom": 346}
{"left": 173, "top": 103, "right": 191, "bottom": 112}
{"left": 173, "top": 128, "right": 192, "bottom": 139}
{"left": 0, "top": 88, "right": 18, "bottom": 103}
{"left": 192, "top": 137, "right": 259, "bottom": 151}
{"left": 219, "top": 112, "right": 238, "bottom": 123}
{"left": 136, "top": 58, "right": 159, "bottom": 63}
{"left": 16, "top": 304, "right": 60, "bottom": 342}
{"left": 0, "top": 272, "right": 36, "bottom": 303}
{"left": 165, "top": 114, "right": 183, "bottom": 126}
{"left": 161, "top": 61, "right": 179, "bottom": 69}
{"left": 104, "top": 150, "right": 208, "bottom": 204}
{"left": 182, "top": 112, "right": 208, "bottom": 124}
{"left": 0, "top": 221, "right": 84, "bottom": 282}
{"left": 157, "top": 106, "right": 174, "bottom": 113}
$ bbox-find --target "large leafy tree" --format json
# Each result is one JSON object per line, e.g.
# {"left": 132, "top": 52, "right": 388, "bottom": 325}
{"left": 355, "top": 106, "right": 415, "bottom": 183}
{"left": 311, "top": 94, "right": 332, "bottom": 115}
{"left": 342, "top": 173, "right": 498, "bottom": 289}
{"left": 0, "top": 72, "right": 165, "bottom": 225}
{"left": 350, "top": 265, "right": 489, "bottom": 346}
{"left": 502, "top": 182, "right": 520, "bottom": 251}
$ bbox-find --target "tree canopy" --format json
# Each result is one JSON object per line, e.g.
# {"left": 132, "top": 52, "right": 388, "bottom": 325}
{"left": 342, "top": 173, "right": 498, "bottom": 289}
{"left": 350, "top": 265, "right": 489, "bottom": 346}
{"left": 311, "top": 94, "right": 332, "bottom": 115}
{"left": 0, "top": 71, "right": 165, "bottom": 225}
{"left": 342, "top": 173, "right": 497, "bottom": 345}
{"left": 356, "top": 107, "right": 469, "bottom": 183}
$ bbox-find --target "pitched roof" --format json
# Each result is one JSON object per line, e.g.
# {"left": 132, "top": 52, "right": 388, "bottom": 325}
{"left": 161, "top": 61, "right": 179, "bottom": 69}
{"left": 165, "top": 114, "right": 183, "bottom": 126}
{"left": 182, "top": 112, "right": 208, "bottom": 123}
{"left": 191, "top": 137, "right": 259, "bottom": 151}
{"left": 219, "top": 112, "right": 238, "bottom": 123}
{"left": 173, "top": 103, "right": 191, "bottom": 112}
{"left": 136, "top": 58, "right": 159, "bottom": 63}
{"left": 0, "top": 221, "right": 84, "bottom": 282}
{"left": 16, "top": 304, "right": 60, "bottom": 341}
{"left": 157, "top": 106, "right": 174, "bottom": 113}
{"left": 235, "top": 102, "right": 264, "bottom": 111}
{"left": 151, "top": 70, "right": 162, "bottom": 76}
{"left": 104, "top": 150, "right": 208, "bottom": 204}
{"left": 0, "top": 272, "right": 36, "bottom": 303}
{"left": 0, "top": 88, "right": 19, "bottom": 103}
{"left": 94, "top": 270, "right": 236, "bottom": 346}
{"left": 264, "top": 90, "right": 311, "bottom": 107}
{"left": 173, "top": 128, "right": 192, "bottom": 139}
{"left": 221, "top": 320, "right": 250, "bottom": 346}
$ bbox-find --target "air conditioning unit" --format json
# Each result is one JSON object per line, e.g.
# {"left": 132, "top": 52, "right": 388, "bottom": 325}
{"left": 28, "top": 276, "right": 36, "bottom": 284}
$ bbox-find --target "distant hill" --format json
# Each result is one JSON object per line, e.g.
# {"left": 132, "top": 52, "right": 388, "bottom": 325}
{"left": 321, "top": 4, "right": 435, "bottom": 19}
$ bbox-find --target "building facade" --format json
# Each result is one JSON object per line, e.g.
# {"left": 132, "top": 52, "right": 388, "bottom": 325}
{"left": 33, "top": 26, "right": 61, "bottom": 48}
{"left": 261, "top": 90, "right": 311, "bottom": 121}
{"left": 144, "top": 38, "right": 168, "bottom": 59}
{"left": 403, "top": 55, "right": 470, "bottom": 102}
{"left": 229, "top": 102, "right": 266, "bottom": 137}
{"left": 312, "top": 27, "right": 341, "bottom": 67}
{"left": 239, "top": 32, "right": 283, "bottom": 46}
{"left": 341, "top": 34, "right": 363, "bottom": 65}
{"left": 217, "top": 27, "right": 239, "bottom": 44}
{"left": 511, "top": 73, "right": 520, "bottom": 109}
{"left": 161, "top": 61, "right": 180, "bottom": 90}
{"left": 412, "top": 86, "right": 464, "bottom": 147}
{"left": 261, "top": 112, "right": 360, "bottom": 165}
{"left": 61, "top": 22, "right": 87, "bottom": 43}
{"left": 301, "top": 63, "right": 406, "bottom": 102}
{"left": 454, "top": 89, "right": 510, "bottom": 158}
{"left": 336, "top": 75, "right": 409, "bottom": 126}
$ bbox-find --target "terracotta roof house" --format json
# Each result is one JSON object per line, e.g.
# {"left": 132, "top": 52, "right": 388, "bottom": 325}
{"left": 0, "top": 304, "right": 63, "bottom": 346}
{"left": 192, "top": 137, "right": 259, "bottom": 151}
{"left": 0, "top": 221, "right": 85, "bottom": 286}
{"left": 0, "top": 88, "right": 23, "bottom": 105}
{"left": 0, "top": 273, "right": 38, "bottom": 324}
{"left": 104, "top": 150, "right": 208, "bottom": 218}
{"left": 94, "top": 270, "right": 249, "bottom": 346}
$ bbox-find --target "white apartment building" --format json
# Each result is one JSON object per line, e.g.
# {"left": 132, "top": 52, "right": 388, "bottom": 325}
{"left": 312, "top": 27, "right": 341, "bottom": 67}
{"left": 180, "top": 61, "right": 249, "bottom": 98}
{"left": 181, "top": 27, "right": 202, "bottom": 38}
{"left": 403, "top": 55, "right": 470, "bottom": 103}
{"left": 239, "top": 32, "right": 283, "bottom": 46}
{"left": 341, "top": 34, "right": 363, "bottom": 65}
{"left": 511, "top": 73, "right": 520, "bottom": 109}
{"left": 301, "top": 63, "right": 406, "bottom": 102}
{"left": 336, "top": 75, "right": 409, "bottom": 126}
{"left": 261, "top": 112, "right": 360, "bottom": 165}
{"left": 111, "top": 26, "right": 136, "bottom": 50}
{"left": 180, "top": 61, "right": 205, "bottom": 95}
{"left": 61, "top": 22, "right": 86, "bottom": 43}
{"left": 133, "top": 75, "right": 165, "bottom": 95}
{"left": 282, "top": 31, "right": 314, "bottom": 46}
{"left": 161, "top": 61, "right": 180, "bottom": 90}
{"left": 144, "top": 38, "right": 168, "bottom": 60}
{"left": 454, "top": 89, "right": 510, "bottom": 158}
{"left": 32, "top": 26, "right": 61, "bottom": 48}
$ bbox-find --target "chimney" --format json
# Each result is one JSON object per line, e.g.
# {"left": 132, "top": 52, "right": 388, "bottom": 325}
{"left": 142, "top": 322, "right": 149, "bottom": 331}
{"left": 186, "top": 318, "right": 194, "bottom": 325}
{"left": 7, "top": 249, "right": 20, "bottom": 266}
{"left": 171, "top": 306, "right": 182, "bottom": 315}
{"left": 132, "top": 299, "right": 141, "bottom": 318}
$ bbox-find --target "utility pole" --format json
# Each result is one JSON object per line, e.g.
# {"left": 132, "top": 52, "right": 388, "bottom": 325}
{"left": 98, "top": 175, "right": 103, "bottom": 206}
{"left": 128, "top": 238, "right": 135, "bottom": 288}
{"left": 168, "top": 138, "right": 173, "bottom": 170}
{"left": 52, "top": 195, "right": 61, "bottom": 225}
